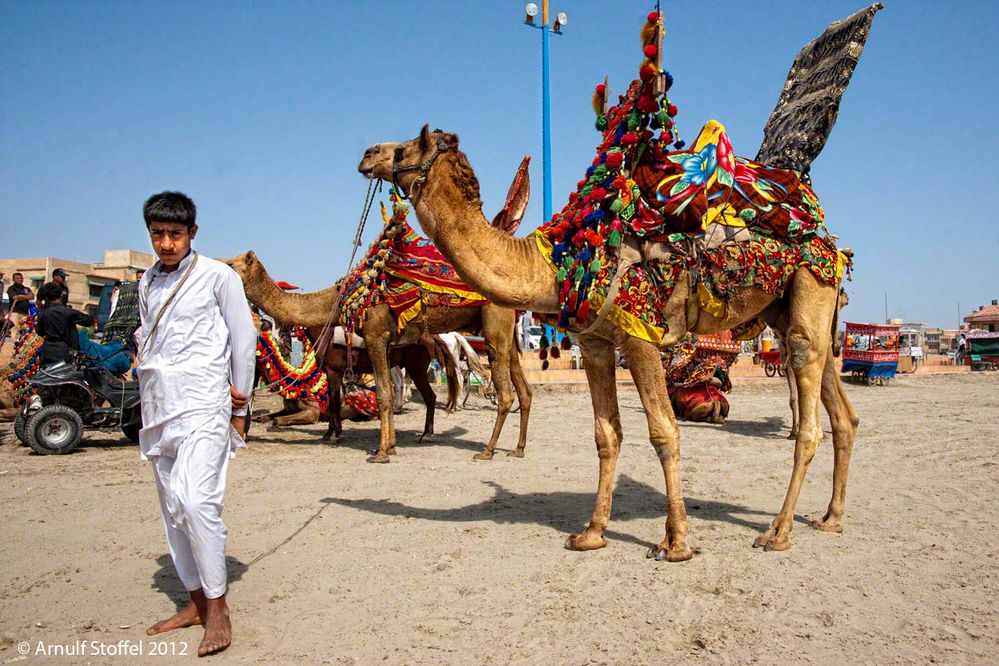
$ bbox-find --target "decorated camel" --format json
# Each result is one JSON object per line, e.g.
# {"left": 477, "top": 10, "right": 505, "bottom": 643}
{"left": 227, "top": 254, "right": 461, "bottom": 445}
{"left": 227, "top": 247, "right": 530, "bottom": 462}
{"left": 359, "top": 6, "right": 880, "bottom": 557}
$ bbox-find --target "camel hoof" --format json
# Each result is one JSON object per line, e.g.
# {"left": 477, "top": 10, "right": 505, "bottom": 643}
{"left": 564, "top": 532, "right": 607, "bottom": 551}
{"left": 754, "top": 530, "right": 791, "bottom": 552}
{"left": 472, "top": 451, "right": 493, "bottom": 461}
{"left": 809, "top": 518, "right": 844, "bottom": 533}
{"left": 366, "top": 453, "right": 391, "bottom": 464}
{"left": 506, "top": 449, "right": 525, "bottom": 458}
{"left": 647, "top": 544, "right": 693, "bottom": 562}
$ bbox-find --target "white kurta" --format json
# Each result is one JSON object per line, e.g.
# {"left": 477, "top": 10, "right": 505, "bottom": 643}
{"left": 138, "top": 251, "right": 256, "bottom": 460}
{"left": 137, "top": 250, "right": 256, "bottom": 599}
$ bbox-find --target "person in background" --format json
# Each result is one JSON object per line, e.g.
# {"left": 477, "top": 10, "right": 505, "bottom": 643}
{"left": 35, "top": 282, "right": 92, "bottom": 366}
{"left": 6, "top": 271, "right": 35, "bottom": 335}
{"left": 51, "top": 267, "right": 70, "bottom": 304}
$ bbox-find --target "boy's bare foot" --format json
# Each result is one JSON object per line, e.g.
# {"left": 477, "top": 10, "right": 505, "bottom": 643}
{"left": 198, "top": 595, "right": 231, "bottom": 657}
{"left": 146, "top": 600, "right": 203, "bottom": 636}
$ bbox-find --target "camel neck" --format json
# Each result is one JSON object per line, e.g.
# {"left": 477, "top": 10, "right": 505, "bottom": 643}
{"left": 412, "top": 175, "right": 559, "bottom": 313}
{"left": 242, "top": 263, "right": 341, "bottom": 329}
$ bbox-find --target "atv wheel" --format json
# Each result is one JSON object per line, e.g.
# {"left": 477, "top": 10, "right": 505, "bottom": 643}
{"left": 14, "top": 412, "right": 29, "bottom": 445}
{"left": 26, "top": 405, "right": 84, "bottom": 455}
{"left": 121, "top": 407, "right": 142, "bottom": 444}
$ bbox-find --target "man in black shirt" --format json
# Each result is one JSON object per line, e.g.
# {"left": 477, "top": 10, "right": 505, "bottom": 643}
{"left": 51, "top": 268, "right": 70, "bottom": 304}
{"left": 35, "top": 282, "right": 92, "bottom": 366}
{"left": 5, "top": 272, "right": 34, "bottom": 335}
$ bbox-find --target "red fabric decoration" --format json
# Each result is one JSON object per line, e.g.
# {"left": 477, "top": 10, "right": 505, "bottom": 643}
{"left": 605, "top": 152, "right": 624, "bottom": 169}
{"left": 595, "top": 83, "right": 606, "bottom": 94}
{"left": 621, "top": 132, "right": 639, "bottom": 145}
{"left": 575, "top": 299, "right": 591, "bottom": 321}
{"left": 647, "top": 11, "right": 659, "bottom": 22}
{"left": 639, "top": 63, "right": 658, "bottom": 81}
{"left": 667, "top": 103, "right": 678, "bottom": 116}
{"left": 644, "top": 45, "right": 657, "bottom": 58}
{"left": 275, "top": 280, "right": 300, "bottom": 290}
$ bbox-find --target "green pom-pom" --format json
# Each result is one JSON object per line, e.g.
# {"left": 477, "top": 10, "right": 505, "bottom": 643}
{"left": 595, "top": 115, "right": 608, "bottom": 131}
{"left": 610, "top": 198, "right": 624, "bottom": 213}
{"left": 592, "top": 165, "right": 608, "bottom": 180}
{"left": 574, "top": 265, "right": 585, "bottom": 282}
{"left": 627, "top": 113, "right": 640, "bottom": 131}
{"left": 590, "top": 258, "right": 602, "bottom": 273}
{"left": 608, "top": 230, "right": 622, "bottom": 247}
{"left": 739, "top": 208, "right": 757, "bottom": 221}
{"left": 580, "top": 184, "right": 594, "bottom": 198}
{"left": 556, "top": 267, "right": 568, "bottom": 282}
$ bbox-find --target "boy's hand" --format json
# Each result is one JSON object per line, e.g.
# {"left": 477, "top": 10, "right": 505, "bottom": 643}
{"left": 230, "top": 386, "right": 249, "bottom": 410}
{"left": 230, "top": 415, "right": 247, "bottom": 440}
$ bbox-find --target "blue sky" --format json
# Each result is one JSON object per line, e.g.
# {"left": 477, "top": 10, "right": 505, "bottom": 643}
{"left": 1, "top": 1, "right": 996, "bottom": 328}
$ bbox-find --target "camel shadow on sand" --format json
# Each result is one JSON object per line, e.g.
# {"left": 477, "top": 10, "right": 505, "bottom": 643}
{"left": 683, "top": 416, "right": 788, "bottom": 440}
{"left": 322, "top": 474, "right": 804, "bottom": 550}
{"left": 250, "top": 424, "right": 489, "bottom": 456}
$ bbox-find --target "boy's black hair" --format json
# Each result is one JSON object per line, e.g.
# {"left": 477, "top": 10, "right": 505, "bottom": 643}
{"left": 143, "top": 191, "right": 197, "bottom": 228}
{"left": 37, "top": 282, "right": 63, "bottom": 305}
{"left": 12, "top": 272, "right": 22, "bottom": 278}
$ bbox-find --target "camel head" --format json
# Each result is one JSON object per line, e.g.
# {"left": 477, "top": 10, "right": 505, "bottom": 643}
{"left": 222, "top": 250, "right": 265, "bottom": 285}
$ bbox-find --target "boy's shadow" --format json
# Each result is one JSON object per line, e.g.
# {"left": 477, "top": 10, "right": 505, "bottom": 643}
{"left": 151, "top": 555, "right": 249, "bottom": 609}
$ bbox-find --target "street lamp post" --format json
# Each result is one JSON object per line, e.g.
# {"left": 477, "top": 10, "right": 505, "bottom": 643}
{"left": 522, "top": 1, "right": 567, "bottom": 350}
{"left": 523, "top": 1, "right": 567, "bottom": 225}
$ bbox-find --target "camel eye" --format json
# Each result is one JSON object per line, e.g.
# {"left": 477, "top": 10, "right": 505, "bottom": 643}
{"left": 394, "top": 146, "right": 404, "bottom": 161}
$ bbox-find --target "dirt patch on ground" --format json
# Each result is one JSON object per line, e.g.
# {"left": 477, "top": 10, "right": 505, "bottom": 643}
{"left": 1, "top": 373, "right": 997, "bottom": 663}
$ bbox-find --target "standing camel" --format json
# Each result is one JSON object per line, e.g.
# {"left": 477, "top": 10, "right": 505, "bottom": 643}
{"left": 225, "top": 251, "right": 532, "bottom": 462}
{"left": 358, "top": 125, "right": 858, "bottom": 558}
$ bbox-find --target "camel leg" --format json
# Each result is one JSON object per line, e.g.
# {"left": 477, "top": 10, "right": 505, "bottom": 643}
{"left": 321, "top": 369, "right": 342, "bottom": 442}
{"left": 506, "top": 338, "right": 532, "bottom": 458}
{"left": 785, "top": 362, "right": 799, "bottom": 439}
{"left": 621, "top": 336, "right": 692, "bottom": 562}
{"left": 403, "top": 347, "right": 436, "bottom": 442}
{"left": 810, "top": 351, "right": 859, "bottom": 533}
{"left": 564, "top": 336, "right": 626, "bottom": 551}
{"left": 365, "top": 334, "right": 397, "bottom": 463}
{"left": 755, "top": 275, "right": 835, "bottom": 551}
{"left": 474, "top": 312, "right": 516, "bottom": 461}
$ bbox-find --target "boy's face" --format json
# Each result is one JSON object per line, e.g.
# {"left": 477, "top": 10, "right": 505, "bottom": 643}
{"left": 13, "top": 274, "right": 23, "bottom": 285}
{"left": 148, "top": 221, "right": 198, "bottom": 268}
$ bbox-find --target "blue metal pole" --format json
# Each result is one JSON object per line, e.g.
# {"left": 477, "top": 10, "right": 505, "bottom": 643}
{"left": 541, "top": 23, "right": 552, "bottom": 224}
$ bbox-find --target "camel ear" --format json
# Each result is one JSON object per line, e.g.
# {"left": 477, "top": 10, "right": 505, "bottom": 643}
{"left": 490, "top": 155, "right": 531, "bottom": 235}
{"left": 419, "top": 124, "right": 432, "bottom": 150}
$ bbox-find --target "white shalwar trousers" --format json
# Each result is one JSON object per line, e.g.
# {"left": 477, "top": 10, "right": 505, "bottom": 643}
{"left": 151, "top": 413, "right": 232, "bottom": 599}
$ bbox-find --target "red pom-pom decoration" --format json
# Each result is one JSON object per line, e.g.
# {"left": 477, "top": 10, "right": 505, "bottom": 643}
{"left": 588, "top": 187, "right": 607, "bottom": 202}
{"left": 637, "top": 95, "right": 659, "bottom": 113}
{"left": 639, "top": 63, "right": 657, "bottom": 81}
{"left": 595, "top": 83, "right": 606, "bottom": 95}
{"left": 568, "top": 191, "right": 579, "bottom": 203}
{"left": 647, "top": 11, "right": 659, "bottom": 23}
{"left": 621, "top": 132, "right": 639, "bottom": 145}
{"left": 667, "top": 103, "right": 678, "bottom": 116}
{"left": 644, "top": 45, "right": 658, "bottom": 59}
{"left": 605, "top": 152, "right": 624, "bottom": 169}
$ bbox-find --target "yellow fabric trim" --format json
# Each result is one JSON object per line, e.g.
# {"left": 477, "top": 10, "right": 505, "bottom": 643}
{"left": 380, "top": 201, "right": 390, "bottom": 224}
{"left": 395, "top": 300, "right": 423, "bottom": 333}
{"left": 532, "top": 232, "right": 664, "bottom": 346}
{"left": 588, "top": 291, "right": 665, "bottom": 346}
{"left": 532, "top": 232, "right": 559, "bottom": 273}
{"left": 835, "top": 250, "right": 851, "bottom": 282}
{"left": 383, "top": 268, "right": 486, "bottom": 302}
{"left": 698, "top": 282, "right": 727, "bottom": 320}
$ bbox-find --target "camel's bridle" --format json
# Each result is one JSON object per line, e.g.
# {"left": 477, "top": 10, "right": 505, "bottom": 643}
{"left": 391, "top": 131, "right": 452, "bottom": 202}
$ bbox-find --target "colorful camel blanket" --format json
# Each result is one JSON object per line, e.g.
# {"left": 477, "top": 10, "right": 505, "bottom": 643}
{"left": 339, "top": 193, "right": 487, "bottom": 335}
{"left": 533, "top": 11, "right": 851, "bottom": 347}
{"left": 663, "top": 332, "right": 739, "bottom": 390}
{"left": 256, "top": 327, "right": 330, "bottom": 412}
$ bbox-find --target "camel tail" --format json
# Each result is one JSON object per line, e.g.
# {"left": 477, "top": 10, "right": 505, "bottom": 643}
{"left": 431, "top": 335, "right": 460, "bottom": 413}
{"left": 454, "top": 334, "right": 486, "bottom": 375}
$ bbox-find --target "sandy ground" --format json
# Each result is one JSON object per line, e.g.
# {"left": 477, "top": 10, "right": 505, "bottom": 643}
{"left": 1, "top": 372, "right": 997, "bottom": 664}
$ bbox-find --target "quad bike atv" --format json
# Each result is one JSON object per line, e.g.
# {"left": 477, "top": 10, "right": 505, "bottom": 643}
{"left": 14, "top": 358, "right": 141, "bottom": 455}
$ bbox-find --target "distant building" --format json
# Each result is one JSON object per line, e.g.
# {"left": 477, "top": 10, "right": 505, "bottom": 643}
{"left": 964, "top": 300, "right": 999, "bottom": 333}
{"left": 0, "top": 249, "right": 155, "bottom": 316}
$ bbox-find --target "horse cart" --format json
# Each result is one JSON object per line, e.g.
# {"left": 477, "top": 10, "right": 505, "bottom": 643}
{"left": 965, "top": 331, "right": 999, "bottom": 371}
{"left": 841, "top": 321, "right": 899, "bottom": 385}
